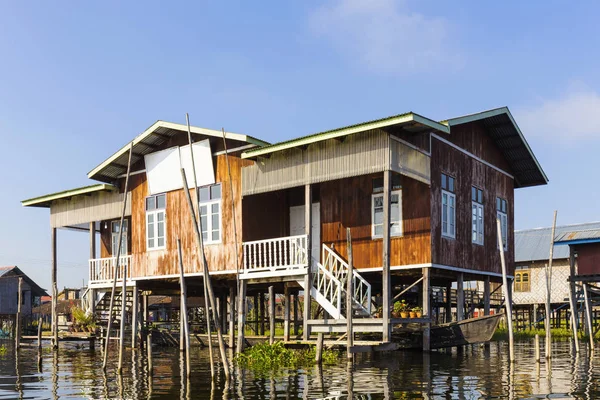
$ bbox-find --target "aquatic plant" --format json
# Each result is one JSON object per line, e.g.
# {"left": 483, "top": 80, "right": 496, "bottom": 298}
{"left": 234, "top": 341, "right": 339, "bottom": 372}
{"left": 71, "top": 306, "right": 95, "bottom": 331}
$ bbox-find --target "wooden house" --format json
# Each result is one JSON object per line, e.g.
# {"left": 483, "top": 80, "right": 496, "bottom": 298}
{"left": 22, "top": 107, "right": 547, "bottom": 350}
{"left": 0, "top": 266, "right": 47, "bottom": 336}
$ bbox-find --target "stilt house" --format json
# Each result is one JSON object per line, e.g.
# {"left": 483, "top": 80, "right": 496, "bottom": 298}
{"left": 22, "top": 107, "right": 547, "bottom": 349}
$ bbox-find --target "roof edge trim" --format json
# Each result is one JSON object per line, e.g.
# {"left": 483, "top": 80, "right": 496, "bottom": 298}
{"left": 22, "top": 184, "right": 118, "bottom": 208}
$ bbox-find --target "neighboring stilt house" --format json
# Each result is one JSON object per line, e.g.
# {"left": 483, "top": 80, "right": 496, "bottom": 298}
{"left": 22, "top": 107, "right": 547, "bottom": 351}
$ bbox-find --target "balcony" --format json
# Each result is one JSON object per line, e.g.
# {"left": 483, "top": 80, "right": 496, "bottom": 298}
{"left": 241, "top": 234, "right": 308, "bottom": 279}
{"left": 89, "top": 255, "right": 132, "bottom": 287}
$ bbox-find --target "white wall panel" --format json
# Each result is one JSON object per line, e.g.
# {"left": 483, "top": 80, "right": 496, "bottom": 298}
{"left": 145, "top": 146, "right": 182, "bottom": 195}
{"left": 180, "top": 140, "right": 215, "bottom": 188}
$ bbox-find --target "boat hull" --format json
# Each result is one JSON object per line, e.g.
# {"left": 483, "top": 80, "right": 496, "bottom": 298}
{"left": 430, "top": 314, "right": 502, "bottom": 349}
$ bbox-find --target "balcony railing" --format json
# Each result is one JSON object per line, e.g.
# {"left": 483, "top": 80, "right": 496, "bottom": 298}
{"left": 242, "top": 234, "right": 308, "bottom": 276}
{"left": 89, "top": 255, "right": 132, "bottom": 285}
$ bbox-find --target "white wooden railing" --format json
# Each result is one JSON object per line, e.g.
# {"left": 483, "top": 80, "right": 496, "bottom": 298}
{"left": 312, "top": 261, "right": 343, "bottom": 319}
{"left": 321, "top": 244, "right": 372, "bottom": 315}
{"left": 89, "top": 255, "right": 132, "bottom": 285}
{"left": 242, "top": 234, "right": 308, "bottom": 275}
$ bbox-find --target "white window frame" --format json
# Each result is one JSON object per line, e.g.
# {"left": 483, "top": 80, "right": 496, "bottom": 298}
{"left": 111, "top": 220, "right": 128, "bottom": 256}
{"left": 371, "top": 189, "right": 403, "bottom": 239}
{"left": 497, "top": 210, "right": 508, "bottom": 251}
{"left": 199, "top": 183, "right": 222, "bottom": 245}
{"left": 472, "top": 202, "right": 484, "bottom": 245}
{"left": 442, "top": 190, "right": 456, "bottom": 239}
{"left": 146, "top": 194, "right": 166, "bottom": 251}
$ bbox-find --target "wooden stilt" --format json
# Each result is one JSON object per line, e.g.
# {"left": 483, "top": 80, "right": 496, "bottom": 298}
{"left": 103, "top": 142, "right": 133, "bottom": 370}
{"left": 583, "top": 283, "right": 594, "bottom": 351}
{"left": 535, "top": 334, "right": 540, "bottom": 362}
{"left": 15, "top": 277, "right": 22, "bottom": 349}
{"left": 131, "top": 283, "right": 139, "bottom": 348}
{"left": 254, "top": 294, "right": 259, "bottom": 335}
{"left": 147, "top": 331, "right": 153, "bottom": 376}
{"left": 259, "top": 292, "right": 265, "bottom": 336}
{"left": 568, "top": 247, "right": 580, "bottom": 352}
{"left": 497, "top": 217, "right": 514, "bottom": 362}
{"left": 37, "top": 316, "right": 43, "bottom": 349}
{"left": 180, "top": 295, "right": 185, "bottom": 352}
{"left": 346, "top": 228, "right": 354, "bottom": 360}
{"left": 303, "top": 183, "right": 312, "bottom": 341}
{"left": 229, "top": 285, "right": 235, "bottom": 348}
{"left": 181, "top": 168, "right": 230, "bottom": 378}
{"left": 266, "top": 287, "right": 274, "bottom": 344}
{"left": 445, "top": 284, "right": 452, "bottom": 322}
{"left": 236, "top": 280, "right": 247, "bottom": 354}
{"left": 382, "top": 170, "right": 391, "bottom": 342}
{"left": 117, "top": 267, "right": 128, "bottom": 374}
{"left": 422, "top": 267, "right": 431, "bottom": 352}
{"left": 315, "top": 332, "right": 324, "bottom": 364}
{"left": 545, "top": 210, "right": 557, "bottom": 358}
{"left": 484, "top": 276, "right": 491, "bottom": 316}
{"left": 283, "top": 284, "right": 290, "bottom": 342}
{"left": 293, "top": 293, "right": 299, "bottom": 336}
{"left": 177, "top": 240, "right": 192, "bottom": 377}
{"left": 457, "top": 273, "right": 465, "bottom": 322}
{"left": 51, "top": 227, "right": 58, "bottom": 349}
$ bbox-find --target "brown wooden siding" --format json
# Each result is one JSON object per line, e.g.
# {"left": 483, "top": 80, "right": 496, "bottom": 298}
{"left": 242, "top": 189, "right": 290, "bottom": 242}
{"left": 320, "top": 173, "right": 431, "bottom": 269}
{"left": 99, "top": 216, "right": 132, "bottom": 258}
{"left": 124, "top": 155, "right": 252, "bottom": 277}
{"left": 430, "top": 136, "right": 515, "bottom": 275}
{"left": 575, "top": 243, "right": 600, "bottom": 275}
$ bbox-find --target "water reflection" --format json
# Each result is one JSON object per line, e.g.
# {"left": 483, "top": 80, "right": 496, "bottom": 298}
{"left": 0, "top": 340, "right": 600, "bottom": 398}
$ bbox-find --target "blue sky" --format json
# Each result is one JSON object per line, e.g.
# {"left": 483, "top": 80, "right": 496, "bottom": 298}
{"left": 1, "top": 1, "right": 599, "bottom": 290}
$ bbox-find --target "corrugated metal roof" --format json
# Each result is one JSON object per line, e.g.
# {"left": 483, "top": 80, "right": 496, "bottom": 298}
{"left": 21, "top": 183, "right": 118, "bottom": 208}
{"left": 242, "top": 112, "right": 449, "bottom": 159}
{"left": 515, "top": 222, "right": 600, "bottom": 262}
{"left": 555, "top": 229, "right": 600, "bottom": 244}
{"left": 0, "top": 266, "right": 48, "bottom": 296}
{"left": 0, "top": 266, "right": 16, "bottom": 277}
{"left": 444, "top": 107, "right": 548, "bottom": 189}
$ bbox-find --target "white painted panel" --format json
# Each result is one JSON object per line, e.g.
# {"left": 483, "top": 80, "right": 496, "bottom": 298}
{"left": 290, "top": 203, "right": 320, "bottom": 262}
{"left": 180, "top": 140, "right": 215, "bottom": 188}
{"left": 144, "top": 146, "right": 182, "bottom": 195}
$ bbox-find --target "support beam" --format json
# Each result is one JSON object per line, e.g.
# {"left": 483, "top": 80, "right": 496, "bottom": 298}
{"left": 483, "top": 276, "right": 491, "bottom": 316}
{"left": 254, "top": 294, "right": 259, "bottom": 335}
{"left": 583, "top": 283, "right": 594, "bottom": 351}
{"left": 497, "top": 217, "right": 514, "bottom": 363}
{"left": 283, "top": 284, "right": 290, "bottom": 342}
{"left": 229, "top": 285, "right": 235, "bottom": 348}
{"left": 445, "top": 284, "right": 452, "bottom": 323}
{"left": 569, "top": 247, "right": 580, "bottom": 352}
{"left": 346, "top": 228, "right": 354, "bottom": 360}
{"left": 422, "top": 267, "right": 430, "bottom": 351}
{"left": 259, "top": 292, "right": 265, "bottom": 336}
{"left": 303, "top": 183, "right": 312, "bottom": 341}
{"left": 293, "top": 293, "right": 299, "bottom": 336}
{"left": 382, "top": 170, "right": 391, "bottom": 342}
{"left": 457, "top": 273, "right": 464, "bottom": 322}
{"left": 15, "top": 277, "right": 22, "bottom": 349}
{"left": 269, "top": 286, "right": 275, "bottom": 345}
{"left": 131, "top": 283, "right": 139, "bottom": 348}
{"left": 51, "top": 227, "right": 58, "bottom": 349}
{"left": 236, "top": 280, "right": 247, "bottom": 354}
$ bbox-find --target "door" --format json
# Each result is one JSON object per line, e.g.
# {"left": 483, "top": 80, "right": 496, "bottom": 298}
{"left": 289, "top": 203, "right": 320, "bottom": 263}
{"left": 111, "top": 220, "right": 128, "bottom": 256}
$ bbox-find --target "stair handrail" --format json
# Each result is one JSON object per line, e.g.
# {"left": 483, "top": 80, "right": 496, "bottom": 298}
{"left": 312, "top": 260, "right": 343, "bottom": 317}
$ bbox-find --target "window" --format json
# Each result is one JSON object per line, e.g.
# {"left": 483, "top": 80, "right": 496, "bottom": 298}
{"left": 199, "top": 183, "right": 222, "bottom": 244}
{"left": 441, "top": 173, "right": 456, "bottom": 238}
{"left": 146, "top": 194, "right": 166, "bottom": 250}
{"left": 496, "top": 197, "right": 508, "bottom": 251}
{"left": 471, "top": 187, "right": 484, "bottom": 245}
{"left": 515, "top": 268, "right": 530, "bottom": 292}
{"left": 111, "top": 220, "right": 128, "bottom": 256}
{"left": 372, "top": 189, "right": 403, "bottom": 238}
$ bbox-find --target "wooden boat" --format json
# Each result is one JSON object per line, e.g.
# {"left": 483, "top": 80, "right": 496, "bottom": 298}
{"left": 430, "top": 313, "right": 502, "bottom": 349}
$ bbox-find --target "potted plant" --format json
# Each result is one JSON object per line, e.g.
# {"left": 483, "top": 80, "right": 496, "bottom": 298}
{"left": 409, "top": 308, "right": 417, "bottom": 318}
{"left": 374, "top": 306, "right": 383, "bottom": 318}
{"left": 393, "top": 300, "right": 409, "bottom": 318}
{"left": 412, "top": 306, "right": 422, "bottom": 318}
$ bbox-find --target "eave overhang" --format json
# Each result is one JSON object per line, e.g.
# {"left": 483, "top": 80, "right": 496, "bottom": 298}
{"left": 21, "top": 183, "right": 118, "bottom": 208}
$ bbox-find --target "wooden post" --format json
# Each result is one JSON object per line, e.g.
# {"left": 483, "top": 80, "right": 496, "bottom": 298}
{"left": 51, "top": 227, "right": 58, "bottom": 349}
{"left": 583, "top": 283, "right": 594, "bottom": 351}
{"left": 484, "top": 276, "right": 491, "bottom": 316}
{"left": 219, "top": 296, "right": 227, "bottom": 335}
{"left": 103, "top": 142, "right": 133, "bottom": 370}
{"left": 382, "top": 170, "right": 391, "bottom": 342}
{"left": 259, "top": 292, "right": 265, "bottom": 336}
{"left": 422, "top": 267, "right": 431, "bottom": 351}
{"left": 293, "top": 293, "right": 299, "bottom": 336}
{"left": 535, "top": 334, "right": 540, "bottom": 362}
{"left": 15, "top": 277, "right": 22, "bottom": 349}
{"left": 131, "top": 283, "right": 139, "bottom": 348}
{"left": 545, "top": 210, "right": 557, "bottom": 359}
{"left": 236, "top": 280, "right": 246, "bottom": 354}
{"left": 283, "top": 284, "right": 290, "bottom": 342}
{"left": 303, "top": 183, "right": 312, "bottom": 341}
{"left": 346, "top": 228, "right": 354, "bottom": 360}
{"left": 229, "top": 285, "right": 235, "bottom": 348}
{"left": 180, "top": 295, "right": 185, "bottom": 352}
{"left": 445, "top": 284, "right": 452, "bottom": 322}
{"left": 117, "top": 267, "right": 128, "bottom": 374}
{"left": 269, "top": 286, "right": 275, "bottom": 344}
{"left": 181, "top": 168, "right": 230, "bottom": 378}
{"left": 315, "top": 332, "right": 324, "bottom": 364}
{"left": 568, "top": 247, "right": 580, "bottom": 352}
{"left": 457, "top": 273, "right": 465, "bottom": 322}
{"left": 497, "top": 217, "right": 514, "bottom": 362}
{"left": 37, "top": 316, "right": 43, "bottom": 349}
{"left": 177, "top": 240, "right": 192, "bottom": 377}
{"left": 147, "top": 331, "right": 153, "bottom": 376}
{"left": 253, "top": 294, "right": 259, "bottom": 335}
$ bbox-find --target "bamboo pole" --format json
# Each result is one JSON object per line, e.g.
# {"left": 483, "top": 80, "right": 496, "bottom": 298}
{"left": 269, "top": 286, "right": 275, "bottom": 345}
{"left": 117, "top": 266, "right": 128, "bottom": 374}
{"left": 568, "top": 247, "right": 580, "bottom": 352}
{"left": 346, "top": 228, "right": 353, "bottom": 360}
{"left": 220, "top": 127, "right": 243, "bottom": 354}
{"left": 535, "top": 334, "right": 540, "bottom": 362}
{"left": 147, "top": 331, "right": 153, "bottom": 376}
{"left": 15, "top": 277, "right": 22, "bottom": 349}
{"left": 497, "top": 217, "right": 514, "bottom": 362}
{"left": 185, "top": 114, "right": 215, "bottom": 374}
{"left": 181, "top": 168, "right": 230, "bottom": 378}
{"left": 37, "top": 316, "right": 43, "bottom": 349}
{"left": 228, "top": 285, "right": 235, "bottom": 348}
{"left": 583, "top": 283, "right": 594, "bottom": 351}
{"left": 177, "top": 239, "right": 192, "bottom": 377}
{"left": 545, "top": 210, "right": 557, "bottom": 358}
{"left": 51, "top": 227, "right": 58, "bottom": 349}
{"left": 103, "top": 142, "right": 133, "bottom": 370}
{"left": 283, "top": 284, "right": 290, "bottom": 342}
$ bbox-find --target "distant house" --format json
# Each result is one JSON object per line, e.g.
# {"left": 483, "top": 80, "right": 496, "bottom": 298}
{"left": 513, "top": 222, "right": 600, "bottom": 328}
{"left": 0, "top": 266, "right": 48, "bottom": 316}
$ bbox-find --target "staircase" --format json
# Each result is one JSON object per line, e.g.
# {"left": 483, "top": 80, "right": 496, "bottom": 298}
{"left": 93, "top": 290, "right": 134, "bottom": 326}
{"left": 297, "top": 244, "right": 372, "bottom": 319}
